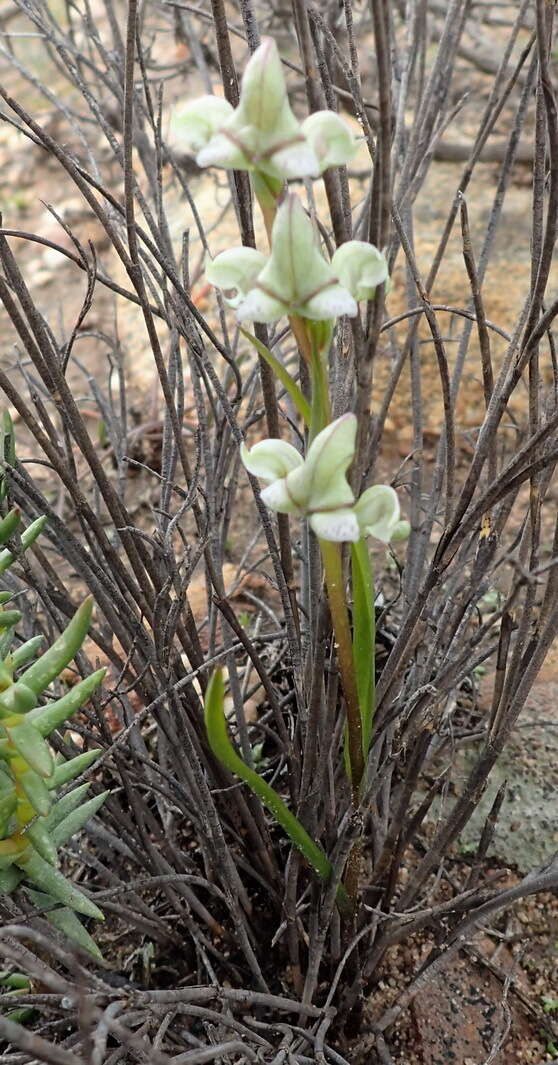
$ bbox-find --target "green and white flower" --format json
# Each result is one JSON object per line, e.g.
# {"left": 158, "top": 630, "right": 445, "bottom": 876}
{"left": 206, "top": 194, "right": 388, "bottom": 324}
{"left": 171, "top": 38, "right": 358, "bottom": 180}
{"left": 241, "top": 414, "right": 407, "bottom": 544}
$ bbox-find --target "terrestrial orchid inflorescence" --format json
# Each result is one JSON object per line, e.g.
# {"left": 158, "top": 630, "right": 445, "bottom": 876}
{"left": 179, "top": 38, "right": 409, "bottom": 907}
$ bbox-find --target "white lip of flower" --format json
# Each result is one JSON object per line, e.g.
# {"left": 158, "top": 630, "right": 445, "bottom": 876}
{"left": 241, "top": 414, "right": 406, "bottom": 544}
{"left": 205, "top": 194, "right": 389, "bottom": 324}
{"left": 170, "top": 38, "right": 358, "bottom": 179}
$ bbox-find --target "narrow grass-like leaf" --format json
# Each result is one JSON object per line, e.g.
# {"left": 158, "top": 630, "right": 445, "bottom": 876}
{"left": 205, "top": 670, "right": 350, "bottom": 910}
{"left": 240, "top": 328, "right": 311, "bottom": 425}
{"left": 350, "top": 539, "right": 376, "bottom": 759}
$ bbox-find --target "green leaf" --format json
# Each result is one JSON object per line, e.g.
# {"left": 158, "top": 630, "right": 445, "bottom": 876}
{"left": 5, "top": 720, "right": 53, "bottom": 779}
{"left": 0, "top": 515, "right": 47, "bottom": 575}
{"left": 19, "top": 598, "right": 94, "bottom": 697}
{"left": 240, "top": 328, "right": 311, "bottom": 425}
{"left": 25, "top": 889, "right": 103, "bottom": 960}
{"left": 350, "top": 539, "right": 376, "bottom": 759}
{"left": 0, "top": 787, "right": 16, "bottom": 836}
{"left": 29, "top": 667, "right": 106, "bottom": 736}
{"left": 51, "top": 790, "right": 109, "bottom": 849}
{"left": 25, "top": 818, "right": 57, "bottom": 866}
{"left": 20, "top": 768, "right": 51, "bottom": 816}
{"left": 44, "top": 783, "right": 91, "bottom": 831}
{"left": 0, "top": 610, "right": 21, "bottom": 631}
{"left": 16, "top": 848, "right": 104, "bottom": 920}
{"left": 10, "top": 635, "right": 44, "bottom": 672}
{"left": 47, "top": 748, "right": 102, "bottom": 790}
{"left": 205, "top": 670, "right": 350, "bottom": 911}
{"left": 0, "top": 508, "right": 20, "bottom": 546}
{"left": 0, "top": 683, "right": 37, "bottom": 716}
{"left": 0, "top": 866, "right": 22, "bottom": 894}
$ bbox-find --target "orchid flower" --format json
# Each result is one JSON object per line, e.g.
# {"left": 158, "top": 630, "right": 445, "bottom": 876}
{"left": 171, "top": 38, "right": 357, "bottom": 180}
{"left": 206, "top": 194, "right": 389, "bottom": 324}
{"left": 241, "top": 414, "right": 407, "bottom": 544}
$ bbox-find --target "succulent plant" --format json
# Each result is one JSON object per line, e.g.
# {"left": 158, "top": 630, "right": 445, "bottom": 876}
{"left": 0, "top": 418, "right": 107, "bottom": 958}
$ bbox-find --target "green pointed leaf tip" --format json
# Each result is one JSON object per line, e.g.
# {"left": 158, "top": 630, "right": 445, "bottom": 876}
{"left": 44, "top": 782, "right": 91, "bottom": 831}
{"left": 205, "top": 670, "right": 333, "bottom": 885}
{"left": 0, "top": 611, "right": 21, "bottom": 631}
{"left": 25, "top": 889, "right": 103, "bottom": 960}
{"left": 0, "top": 515, "right": 47, "bottom": 574}
{"left": 0, "top": 509, "right": 20, "bottom": 545}
{"left": 29, "top": 667, "right": 106, "bottom": 738}
{"left": 47, "top": 748, "right": 102, "bottom": 790}
{"left": 5, "top": 720, "right": 53, "bottom": 778}
{"left": 25, "top": 819, "right": 58, "bottom": 866}
{"left": 10, "top": 635, "right": 44, "bottom": 671}
{"left": 16, "top": 848, "right": 104, "bottom": 920}
{"left": 52, "top": 789, "right": 109, "bottom": 848}
{"left": 19, "top": 598, "right": 94, "bottom": 697}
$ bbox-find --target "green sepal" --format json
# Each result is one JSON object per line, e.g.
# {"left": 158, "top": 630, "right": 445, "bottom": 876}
{"left": 0, "top": 787, "right": 16, "bottom": 836}
{"left": 5, "top": 721, "right": 53, "bottom": 779}
{"left": 16, "top": 848, "right": 104, "bottom": 920}
{"left": 0, "top": 516, "right": 47, "bottom": 575}
{"left": 52, "top": 790, "right": 108, "bottom": 849}
{"left": 10, "top": 636, "right": 44, "bottom": 672}
{"left": 0, "top": 508, "right": 20, "bottom": 545}
{"left": 20, "top": 768, "right": 51, "bottom": 816}
{"left": 25, "top": 818, "right": 58, "bottom": 866}
{"left": 25, "top": 888, "right": 103, "bottom": 960}
{"left": 0, "top": 683, "right": 37, "bottom": 715}
{"left": 19, "top": 598, "right": 94, "bottom": 697}
{"left": 0, "top": 866, "right": 22, "bottom": 893}
{"left": 29, "top": 667, "right": 106, "bottom": 737}
{"left": 0, "top": 611, "right": 21, "bottom": 631}
{"left": 47, "top": 749, "right": 102, "bottom": 789}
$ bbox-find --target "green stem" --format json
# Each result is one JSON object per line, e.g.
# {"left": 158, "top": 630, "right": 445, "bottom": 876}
{"left": 319, "top": 539, "right": 364, "bottom": 807}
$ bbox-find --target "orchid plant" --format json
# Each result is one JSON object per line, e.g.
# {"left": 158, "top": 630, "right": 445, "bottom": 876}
{"left": 174, "top": 39, "right": 408, "bottom": 914}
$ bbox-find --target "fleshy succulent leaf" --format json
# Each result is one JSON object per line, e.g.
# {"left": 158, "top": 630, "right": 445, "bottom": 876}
{"left": 25, "top": 889, "right": 103, "bottom": 960}
{"left": 19, "top": 599, "right": 94, "bottom": 697}
{"left": 47, "top": 749, "right": 102, "bottom": 790}
{"left": 51, "top": 790, "right": 109, "bottom": 849}
{"left": 0, "top": 516, "right": 47, "bottom": 575}
{"left": 29, "top": 667, "right": 106, "bottom": 737}
{"left": 16, "top": 848, "right": 104, "bottom": 920}
{"left": 5, "top": 720, "right": 53, "bottom": 779}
